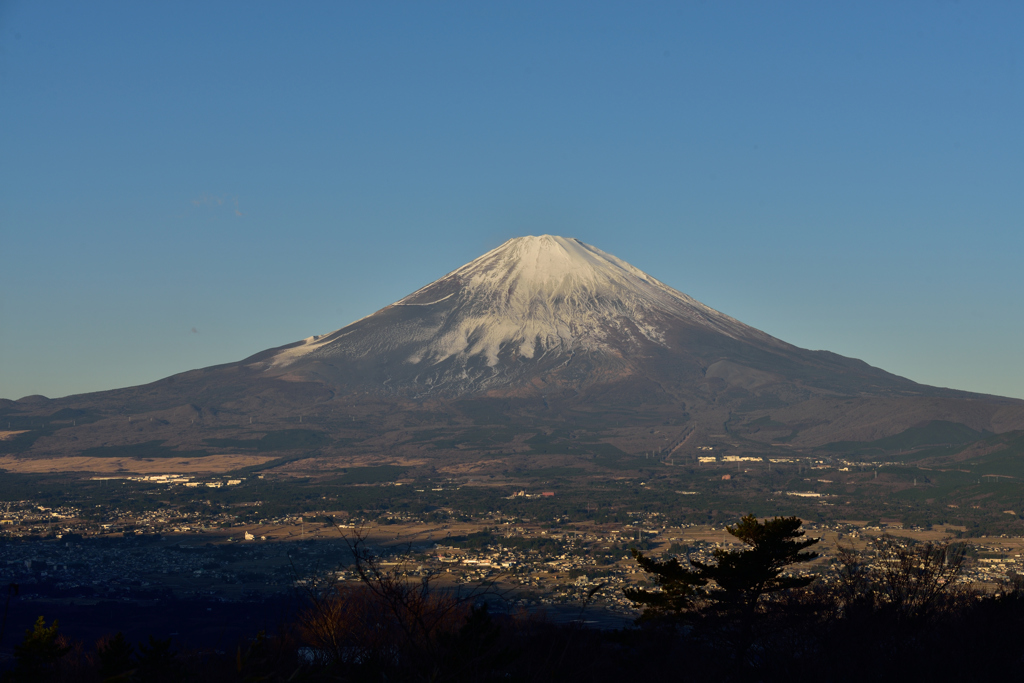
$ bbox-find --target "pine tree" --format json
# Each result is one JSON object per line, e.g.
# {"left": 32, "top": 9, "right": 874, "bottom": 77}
{"left": 692, "top": 514, "right": 819, "bottom": 610}
{"left": 625, "top": 515, "right": 819, "bottom": 624}
{"left": 9, "top": 616, "right": 70, "bottom": 682}
{"left": 622, "top": 549, "right": 707, "bottom": 620}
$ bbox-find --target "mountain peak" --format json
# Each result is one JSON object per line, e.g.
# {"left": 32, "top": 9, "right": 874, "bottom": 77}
{"left": 409, "top": 235, "right": 655, "bottom": 301}
{"left": 398, "top": 235, "right": 652, "bottom": 308}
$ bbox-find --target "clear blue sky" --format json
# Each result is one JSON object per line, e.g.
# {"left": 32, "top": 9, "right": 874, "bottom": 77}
{"left": 2, "top": 2, "right": 1022, "bottom": 401}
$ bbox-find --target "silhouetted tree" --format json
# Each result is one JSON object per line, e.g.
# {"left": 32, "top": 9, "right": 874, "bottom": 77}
{"left": 96, "top": 632, "right": 135, "bottom": 680}
{"left": 7, "top": 616, "right": 70, "bottom": 682}
{"left": 623, "top": 549, "right": 706, "bottom": 621}
{"left": 692, "top": 514, "right": 819, "bottom": 610}
{"left": 626, "top": 514, "right": 819, "bottom": 661}
{"left": 294, "top": 528, "right": 513, "bottom": 681}
{"left": 868, "top": 535, "right": 968, "bottom": 621}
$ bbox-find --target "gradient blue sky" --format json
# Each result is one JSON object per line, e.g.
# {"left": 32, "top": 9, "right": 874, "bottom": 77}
{"left": 2, "top": 2, "right": 1022, "bottom": 401}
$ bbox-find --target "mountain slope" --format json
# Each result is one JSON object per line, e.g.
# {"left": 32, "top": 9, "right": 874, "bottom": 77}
{"left": 6, "top": 235, "right": 1024, "bottom": 462}
{"left": 251, "top": 236, "right": 921, "bottom": 400}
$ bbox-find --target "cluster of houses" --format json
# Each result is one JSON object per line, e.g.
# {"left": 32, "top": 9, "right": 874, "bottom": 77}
{"left": 2, "top": 491, "right": 1022, "bottom": 618}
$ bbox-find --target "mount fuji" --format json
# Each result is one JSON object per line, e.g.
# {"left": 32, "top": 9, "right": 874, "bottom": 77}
{"left": 5, "top": 235, "right": 1024, "bottom": 463}
{"left": 258, "top": 235, "right": 790, "bottom": 396}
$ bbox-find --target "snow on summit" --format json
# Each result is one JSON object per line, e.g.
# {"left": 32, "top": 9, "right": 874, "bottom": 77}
{"left": 267, "top": 235, "right": 782, "bottom": 373}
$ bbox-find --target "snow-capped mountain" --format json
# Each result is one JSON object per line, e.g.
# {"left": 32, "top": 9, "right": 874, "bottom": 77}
{"left": 9, "top": 234, "right": 1023, "bottom": 462}
{"left": 257, "top": 235, "right": 801, "bottom": 396}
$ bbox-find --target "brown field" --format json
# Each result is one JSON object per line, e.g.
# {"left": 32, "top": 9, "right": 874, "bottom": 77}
{"left": 0, "top": 453, "right": 278, "bottom": 474}
{"left": 277, "top": 455, "right": 430, "bottom": 472}
{"left": 0, "top": 431, "right": 29, "bottom": 441}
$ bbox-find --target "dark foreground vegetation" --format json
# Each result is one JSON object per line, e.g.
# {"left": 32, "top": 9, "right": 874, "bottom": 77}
{"left": 4, "top": 517, "right": 1024, "bottom": 682}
